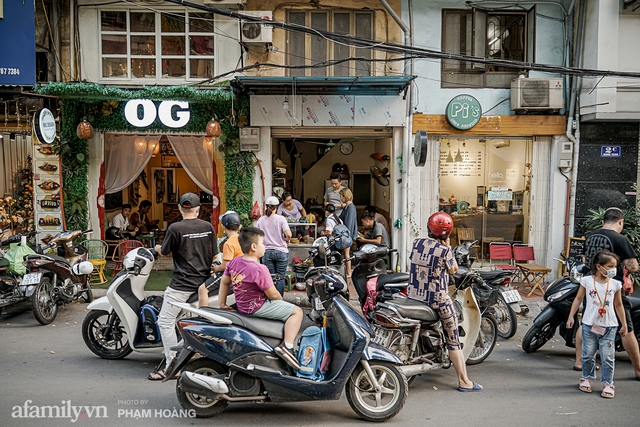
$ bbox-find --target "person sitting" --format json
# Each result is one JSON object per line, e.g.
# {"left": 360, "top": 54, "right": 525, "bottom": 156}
{"left": 129, "top": 200, "right": 159, "bottom": 233}
{"left": 109, "top": 204, "right": 138, "bottom": 239}
{"left": 364, "top": 205, "right": 391, "bottom": 234}
{"left": 357, "top": 213, "right": 390, "bottom": 248}
{"left": 218, "top": 227, "right": 307, "bottom": 371}
{"left": 198, "top": 210, "right": 243, "bottom": 308}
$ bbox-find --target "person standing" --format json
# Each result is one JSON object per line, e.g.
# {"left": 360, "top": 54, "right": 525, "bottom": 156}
{"left": 149, "top": 193, "right": 217, "bottom": 380}
{"left": 567, "top": 250, "right": 627, "bottom": 398}
{"left": 407, "top": 212, "right": 483, "bottom": 392}
{"left": 574, "top": 207, "right": 640, "bottom": 379}
{"left": 322, "top": 204, "right": 340, "bottom": 236}
{"left": 324, "top": 172, "right": 346, "bottom": 217}
{"left": 357, "top": 213, "right": 390, "bottom": 248}
{"left": 339, "top": 188, "right": 358, "bottom": 277}
{"left": 257, "top": 196, "right": 292, "bottom": 296}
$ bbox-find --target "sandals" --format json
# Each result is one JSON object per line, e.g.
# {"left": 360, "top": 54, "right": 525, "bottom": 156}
{"left": 601, "top": 384, "right": 615, "bottom": 399}
{"left": 579, "top": 378, "right": 592, "bottom": 393}
{"left": 148, "top": 369, "right": 167, "bottom": 381}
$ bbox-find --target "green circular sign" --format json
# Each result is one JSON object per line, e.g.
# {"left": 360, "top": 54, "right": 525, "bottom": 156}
{"left": 445, "top": 95, "right": 482, "bottom": 130}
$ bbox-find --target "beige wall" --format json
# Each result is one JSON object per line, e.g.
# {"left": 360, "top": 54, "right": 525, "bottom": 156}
{"left": 245, "top": 0, "right": 404, "bottom": 77}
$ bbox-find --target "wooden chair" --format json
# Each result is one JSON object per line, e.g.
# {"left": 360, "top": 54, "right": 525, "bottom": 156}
{"left": 488, "top": 242, "right": 518, "bottom": 272}
{"left": 513, "top": 244, "right": 551, "bottom": 297}
{"left": 457, "top": 228, "right": 480, "bottom": 258}
{"left": 111, "top": 239, "right": 144, "bottom": 277}
{"left": 84, "top": 239, "right": 109, "bottom": 284}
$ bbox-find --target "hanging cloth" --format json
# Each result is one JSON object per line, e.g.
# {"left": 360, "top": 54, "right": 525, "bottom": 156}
{"left": 165, "top": 135, "right": 213, "bottom": 194}
{"left": 293, "top": 153, "right": 303, "bottom": 201}
{"left": 104, "top": 134, "right": 159, "bottom": 194}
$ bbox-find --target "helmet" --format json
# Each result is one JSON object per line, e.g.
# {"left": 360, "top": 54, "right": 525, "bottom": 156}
{"left": 427, "top": 212, "right": 453, "bottom": 238}
{"left": 105, "top": 226, "right": 122, "bottom": 240}
{"left": 265, "top": 196, "right": 280, "bottom": 206}
{"left": 72, "top": 261, "right": 94, "bottom": 276}
{"left": 220, "top": 210, "right": 241, "bottom": 229}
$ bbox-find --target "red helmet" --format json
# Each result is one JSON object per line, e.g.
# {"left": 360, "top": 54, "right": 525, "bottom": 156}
{"left": 427, "top": 212, "right": 453, "bottom": 238}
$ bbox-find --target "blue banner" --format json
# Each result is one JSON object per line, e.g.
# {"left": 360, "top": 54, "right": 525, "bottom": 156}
{"left": 0, "top": 0, "right": 36, "bottom": 85}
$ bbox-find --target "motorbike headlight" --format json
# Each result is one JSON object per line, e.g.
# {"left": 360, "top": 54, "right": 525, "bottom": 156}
{"left": 547, "top": 287, "right": 572, "bottom": 302}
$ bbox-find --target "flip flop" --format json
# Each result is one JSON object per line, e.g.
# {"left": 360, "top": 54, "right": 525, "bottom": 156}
{"left": 148, "top": 369, "right": 166, "bottom": 381}
{"left": 458, "top": 382, "right": 483, "bottom": 392}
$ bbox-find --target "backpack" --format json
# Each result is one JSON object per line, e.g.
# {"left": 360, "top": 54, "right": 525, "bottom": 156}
{"left": 296, "top": 326, "right": 325, "bottom": 380}
{"left": 332, "top": 224, "right": 352, "bottom": 250}
{"left": 140, "top": 301, "right": 162, "bottom": 343}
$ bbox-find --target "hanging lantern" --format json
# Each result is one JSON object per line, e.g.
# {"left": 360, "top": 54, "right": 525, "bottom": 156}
{"left": 205, "top": 117, "right": 221, "bottom": 138}
{"left": 76, "top": 116, "right": 94, "bottom": 139}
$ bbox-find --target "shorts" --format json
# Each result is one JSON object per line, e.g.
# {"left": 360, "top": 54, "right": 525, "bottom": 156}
{"left": 252, "top": 299, "right": 295, "bottom": 322}
{"left": 621, "top": 295, "right": 634, "bottom": 332}
{"left": 427, "top": 293, "right": 461, "bottom": 351}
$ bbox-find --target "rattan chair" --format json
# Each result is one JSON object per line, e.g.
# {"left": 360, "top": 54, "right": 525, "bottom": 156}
{"left": 84, "top": 239, "right": 109, "bottom": 284}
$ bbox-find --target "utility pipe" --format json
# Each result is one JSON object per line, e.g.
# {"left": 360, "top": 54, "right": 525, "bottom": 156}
{"left": 69, "top": 0, "right": 75, "bottom": 80}
{"left": 52, "top": 0, "right": 61, "bottom": 82}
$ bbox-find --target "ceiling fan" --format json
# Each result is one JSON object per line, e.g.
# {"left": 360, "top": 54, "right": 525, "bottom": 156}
{"left": 294, "top": 138, "right": 356, "bottom": 146}
{"left": 370, "top": 166, "right": 390, "bottom": 187}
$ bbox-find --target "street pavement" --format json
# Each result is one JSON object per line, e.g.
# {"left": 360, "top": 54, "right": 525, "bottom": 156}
{"left": 2, "top": 289, "right": 638, "bottom": 427}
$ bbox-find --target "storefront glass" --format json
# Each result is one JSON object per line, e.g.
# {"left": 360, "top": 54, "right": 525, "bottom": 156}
{"left": 439, "top": 137, "right": 532, "bottom": 262}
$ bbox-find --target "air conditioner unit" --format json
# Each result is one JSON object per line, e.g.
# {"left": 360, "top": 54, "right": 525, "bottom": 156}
{"left": 203, "top": 0, "right": 247, "bottom": 8}
{"left": 240, "top": 11, "right": 273, "bottom": 44}
{"left": 510, "top": 78, "right": 564, "bottom": 111}
{"left": 239, "top": 127, "right": 261, "bottom": 151}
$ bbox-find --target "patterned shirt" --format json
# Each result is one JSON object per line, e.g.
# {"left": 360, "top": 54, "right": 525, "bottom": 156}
{"left": 407, "top": 238, "right": 456, "bottom": 304}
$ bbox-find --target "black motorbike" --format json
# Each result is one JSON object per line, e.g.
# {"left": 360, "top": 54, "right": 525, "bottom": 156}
{"left": 521, "top": 255, "right": 640, "bottom": 353}
{"left": 0, "top": 232, "right": 41, "bottom": 317}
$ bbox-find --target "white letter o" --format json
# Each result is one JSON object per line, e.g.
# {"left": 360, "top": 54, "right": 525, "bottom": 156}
{"left": 124, "top": 99, "right": 157, "bottom": 127}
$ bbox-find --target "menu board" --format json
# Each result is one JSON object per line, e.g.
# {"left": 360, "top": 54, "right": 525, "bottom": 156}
{"left": 439, "top": 149, "right": 483, "bottom": 177}
{"left": 33, "top": 144, "right": 64, "bottom": 243}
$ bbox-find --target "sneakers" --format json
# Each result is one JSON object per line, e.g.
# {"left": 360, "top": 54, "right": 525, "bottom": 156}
{"left": 275, "top": 344, "right": 302, "bottom": 370}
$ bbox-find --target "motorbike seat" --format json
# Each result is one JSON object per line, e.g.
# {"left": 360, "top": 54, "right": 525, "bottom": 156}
{"left": 25, "top": 253, "right": 69, "bottom": 265}
{"left": 377, "top": 273, "right": 410, "bottom": 288}
{"left": 478, "top": 270, "right": 510, "bottom": 281}
{"left": 200, "top": 307, "right": 285, "bottom": 340}
{"left": 384, "top": 296, "right": 439, "bottom": 323}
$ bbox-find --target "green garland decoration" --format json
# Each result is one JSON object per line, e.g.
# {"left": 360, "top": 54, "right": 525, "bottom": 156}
{"left": 33, "top": 82, "right": 253, "bottom": 230}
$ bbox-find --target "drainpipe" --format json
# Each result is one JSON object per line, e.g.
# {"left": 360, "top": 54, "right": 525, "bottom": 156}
{"left": 52, "top": 0, "right": 61, "bottom": 82}
{"left": 69, "top": 0, "right": 75, "bottom": 80}
{"left": 564, "top": 0, "right": 586, "bottom": 245}
{"left": 379, "top": 0, "right": 414, "bottom": 269}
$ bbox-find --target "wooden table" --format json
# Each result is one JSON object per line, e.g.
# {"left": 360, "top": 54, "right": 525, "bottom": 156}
{"left": 516, "top": 262, "right": 551, "bottom": 297}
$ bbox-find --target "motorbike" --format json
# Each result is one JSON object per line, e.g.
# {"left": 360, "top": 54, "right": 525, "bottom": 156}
{"left": 0, "top": 233, "right": 41, "bottom": 317}
{"left": 82, "top": 246, "right": 234, "bottom": 360}
{"left": 22, "top": 229, "right": 95, "bottom": 324}
{"left": 522, "top": 255, "right": 640, "bottom": 354}
{"left": 457, "top": 241, "right": 522, "bottom": 339}
{"left": 162, "top": 243, "right": 408, "bottom": 422}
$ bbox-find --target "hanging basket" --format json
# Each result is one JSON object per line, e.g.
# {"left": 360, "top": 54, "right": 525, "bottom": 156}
{"left": 76, "top": 117, "right": 94, "bottom": 139}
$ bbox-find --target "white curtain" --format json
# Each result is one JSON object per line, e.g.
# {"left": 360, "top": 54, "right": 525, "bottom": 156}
{"left": 0, "top": 134, "right": 31, "bottom": 197}
{"left": 104, "top": 134, "right": 160, "bottom": 194}
{"left": 166, "top": 135, "right": 213, "bottom": 194}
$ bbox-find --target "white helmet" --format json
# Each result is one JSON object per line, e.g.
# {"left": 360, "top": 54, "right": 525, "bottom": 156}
{"left": 72, "top": 261, "right": 94, "bottom": 276}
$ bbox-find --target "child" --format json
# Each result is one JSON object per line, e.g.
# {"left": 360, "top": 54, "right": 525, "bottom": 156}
{"left": 567, "top": 249, "right": 627, "bottom": 398}
{"left": 198, "top": 211, "right": 244, "bottom": 308}
{"left": 218, "top": 227, "right": 307, "bottom": 371}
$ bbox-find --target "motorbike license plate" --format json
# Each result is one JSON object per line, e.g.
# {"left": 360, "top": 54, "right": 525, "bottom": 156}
{"left": 501, "top": 289, "right": 522, "bottom": 304}
{"left": 22, "top": 273, "right": 42, "bottom": 285}
{"left": 314, "top": 297, "right": 324, "bottom": 311}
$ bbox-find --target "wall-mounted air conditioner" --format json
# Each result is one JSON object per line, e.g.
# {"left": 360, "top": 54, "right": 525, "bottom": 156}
{"left": 511, "top": 78, "right": 564, "bottom": 111}
{"left": 240, "top": 11, "right": 273, "bottom": 44}
{"left": 203, "top": 0, "right": 247, "bottom": 8}
{"left": 239, "top": 127, "right": 261, "bottom": 151}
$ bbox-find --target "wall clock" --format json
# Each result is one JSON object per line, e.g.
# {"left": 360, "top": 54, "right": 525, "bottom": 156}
{"left": 340, "top": 142, "right": 354, "bottom": 155}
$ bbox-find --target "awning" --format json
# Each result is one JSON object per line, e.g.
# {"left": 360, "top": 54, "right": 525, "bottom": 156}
{"left": 232, "top": 76, "right": 415, "bottom": 96}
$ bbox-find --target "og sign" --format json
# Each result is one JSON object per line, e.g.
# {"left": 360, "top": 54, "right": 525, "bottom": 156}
{"left": 124, "top": 100, "right": 190, "bottom": 128}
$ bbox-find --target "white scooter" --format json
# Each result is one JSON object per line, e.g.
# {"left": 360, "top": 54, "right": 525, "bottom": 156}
{"left": 81, "top": 247, "right": 233, "bottom": 360}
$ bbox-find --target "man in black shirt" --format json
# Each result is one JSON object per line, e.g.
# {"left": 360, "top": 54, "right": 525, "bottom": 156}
{"left": 574, "top": 207, "right": 640, "bottom": 379}
{"left": 149, "top": 193, "right": 217, "bottom": 380}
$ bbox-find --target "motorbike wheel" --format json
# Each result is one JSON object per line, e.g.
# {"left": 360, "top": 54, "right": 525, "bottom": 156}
{"left": 82, "top": 283, "right": 93, "bottom": 303}
{"left": 345, "top": 361, "right": 408, "bottom": 422}
{"left": 466, "top": 313, "right": 498, "bottom": 365}
{"left": 82, "top": 310, "right": 133, "bottom": 359}
{"left": 32, "top": 278, "right": 58, "bottom": 325}
{"left": 495, "top": 298, "right": 518, "bottom": 339}
{"left": 522, "top": 321, "right": 556, "bottom": 353}
{"left": 176, "top": 358, "right": 229, "bottom": 418}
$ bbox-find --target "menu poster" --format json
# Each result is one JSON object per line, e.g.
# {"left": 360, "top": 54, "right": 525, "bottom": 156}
{"left": 33, "top": 144, "right": 65, "bottom": 244}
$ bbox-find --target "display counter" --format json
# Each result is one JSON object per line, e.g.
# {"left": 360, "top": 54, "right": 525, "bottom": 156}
{"left": 452, "top": 212, "right": 524, "bottom": 244}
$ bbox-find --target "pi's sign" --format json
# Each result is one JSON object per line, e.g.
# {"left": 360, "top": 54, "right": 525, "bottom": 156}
{"left": 445, "top": 94, "right": 482, "bottom": 130}
{"left": 124, "top": 100, "right": 190, "bottom": 128}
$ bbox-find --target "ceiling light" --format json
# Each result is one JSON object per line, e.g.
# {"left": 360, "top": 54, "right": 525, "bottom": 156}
{"left": 446, "top": 142, "right": 453, "bottom": 163}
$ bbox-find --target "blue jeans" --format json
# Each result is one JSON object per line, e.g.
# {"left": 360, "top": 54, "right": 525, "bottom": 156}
{"left": 582, "top": 324, "right": 617, "bottom": 385}
{"left": 262, "top": 249, "right": 289, "bottom": 296}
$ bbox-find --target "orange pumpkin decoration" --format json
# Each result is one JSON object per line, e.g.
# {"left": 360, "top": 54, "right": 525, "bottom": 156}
{"left": 206, "top": 118, "right": 221, "bottom": 138}
{"left": 76, "top": 117, "right": 94, "bottom": 139}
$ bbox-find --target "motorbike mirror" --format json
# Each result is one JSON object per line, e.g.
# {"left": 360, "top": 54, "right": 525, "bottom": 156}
{"left": 317, "top": 242, "right": 328, "bottom": 267}
{"left": 83, "top": 229, "right": 93, "bottom": 235}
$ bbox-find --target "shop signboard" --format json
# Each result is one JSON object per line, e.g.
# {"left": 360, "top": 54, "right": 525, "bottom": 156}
{"left": 0, "top": 0, "right": 36, "bottom": 85}
{"left": 445, "top": 95, "right": 482, "bottom": 130}
{"left": 124, "top": 100, "right": 190, "bottom": 128}
{"left": 600, "top": 146, "right": 621, "bottom": 158}
{"left": 34, "top": 108, "right": 57, "bottom": 144}
{"left": 33, "top": 145, "right": 64, "bottom": 243}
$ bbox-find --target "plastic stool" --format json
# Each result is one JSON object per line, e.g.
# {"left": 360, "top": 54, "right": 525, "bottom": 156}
{"left": 284, "top": 271, "right": 296, "bottom": 292}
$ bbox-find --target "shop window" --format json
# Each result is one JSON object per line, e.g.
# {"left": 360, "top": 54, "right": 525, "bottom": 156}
{"left": 441, "top": 8, "right": 535, "bottom": 88}
{"left": 100, "top": 9, "right": 215, "bottom": 81}
{"left": 287, "top": 10, "right": 373, "bottom": 77}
